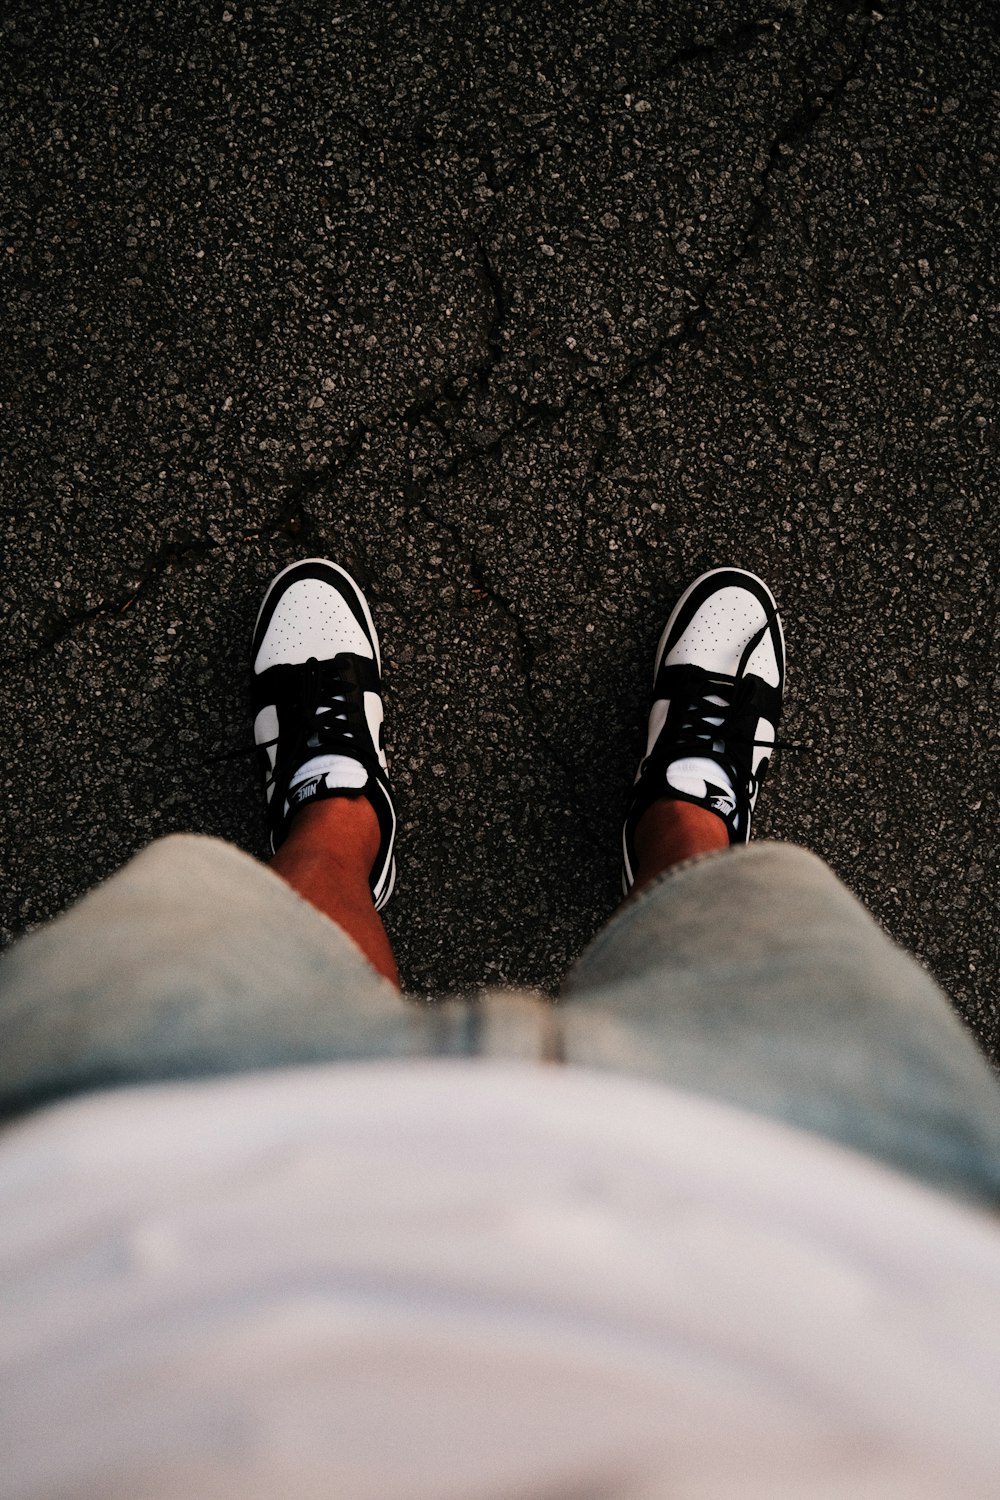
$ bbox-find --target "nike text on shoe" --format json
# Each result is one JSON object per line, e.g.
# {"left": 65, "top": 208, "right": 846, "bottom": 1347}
{"left": 622, "top": 567, "right": 787, "bottom": 894}
{"left": 251, "top": 558, "right": 397, "bottom": 910}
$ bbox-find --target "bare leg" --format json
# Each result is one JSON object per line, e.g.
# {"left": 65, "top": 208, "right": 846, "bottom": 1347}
{"left": 270, "top": 793, "right": 724, "bottom": 981}
{"left": 269, "top": 797, "right": 400, "bottom": 988}
{"left": 630, "top": 798, "right": 729, "bottom": 894}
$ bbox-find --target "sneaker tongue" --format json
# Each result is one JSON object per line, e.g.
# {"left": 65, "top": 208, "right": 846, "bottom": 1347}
{"left": 665, "top": 757, "right": 739, "bottom": 827}
{"left": 306, "top": 703, "right": 346, "bottom": 750}
{"left": 288, "top": 754, "right": 368, "bottom": 794}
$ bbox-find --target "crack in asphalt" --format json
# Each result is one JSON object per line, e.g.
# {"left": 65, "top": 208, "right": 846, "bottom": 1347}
{"left": 651, "top": 10, "right": 806, "bottom": 77}
{"left": 386, "top": 5, "right": 880, "bottom": 800}
{"left": 654, "top": 0, "right": 892, "bottom": 78}
{"left": 5, "top": 2, "right": 878, "bottom": 691}
{"left": 402, "top": 483, "right": 607, "bottom": 852}
{"left": 0, "top": 427, "right": 368, "bottom": 667}
{"left": 398, "top": 5, "right": 882, "bottom": 482}
{"left": 395, "top": 237, "right": 509, "bottom": 444}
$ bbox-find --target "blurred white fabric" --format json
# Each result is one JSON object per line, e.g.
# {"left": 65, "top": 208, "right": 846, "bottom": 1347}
{"left": 3, "top": 1059, "right": 1000, "bottom": 1499}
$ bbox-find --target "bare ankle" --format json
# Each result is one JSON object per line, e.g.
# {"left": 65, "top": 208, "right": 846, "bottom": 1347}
{"left": 631, "top": 798, "right": 729, "bottom": 893}
{"left": 273, "top": 794, "right": 381, "bottom": 876}
{"left": 268, "top": 794, "right": 399, "bottom": 988}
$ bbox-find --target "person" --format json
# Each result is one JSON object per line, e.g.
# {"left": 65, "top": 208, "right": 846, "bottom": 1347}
{"left": 2, "top": 558, "right": 1000, "bottom": 1498}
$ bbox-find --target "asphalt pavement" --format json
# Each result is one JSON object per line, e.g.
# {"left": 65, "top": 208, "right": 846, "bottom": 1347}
{"left": 2, "top": 0, "right": 998, "bottom": 1059}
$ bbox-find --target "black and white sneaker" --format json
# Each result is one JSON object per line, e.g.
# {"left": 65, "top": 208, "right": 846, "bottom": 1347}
{"left": 251, "top": 558, "right": 396, "bottom": 910}
{"left": 622, "top": 568, "right": 786, "bottom": 893}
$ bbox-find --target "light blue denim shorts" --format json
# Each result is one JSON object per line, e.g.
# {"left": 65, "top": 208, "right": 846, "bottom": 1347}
{"left": 1, "top": 834, "right": 998, "bottom": 1204}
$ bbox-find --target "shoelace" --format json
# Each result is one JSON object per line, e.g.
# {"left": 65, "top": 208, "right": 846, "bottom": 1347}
{"left": 669, "top": 673, "right": 793, "bottom": 774}
{"left": 256, "top": 657, "right": 364, "bottom": 796}
{"left": 654, "top": 616, "right": 807, "bottom": 806}
{"left": 204, "top": 656, "right": 363, "bottom": 774}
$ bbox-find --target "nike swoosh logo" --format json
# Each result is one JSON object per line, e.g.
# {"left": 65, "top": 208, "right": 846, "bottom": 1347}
{"left": 364, "top": 691, "right": 387, "bottom": 770}
{"left": 705, "top": 782, "right": 736, "bottom": 816}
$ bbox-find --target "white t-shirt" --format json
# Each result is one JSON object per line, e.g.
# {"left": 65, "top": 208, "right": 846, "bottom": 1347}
{"left": 3, "top": 1059, "right": 1000, "bottom": 1499}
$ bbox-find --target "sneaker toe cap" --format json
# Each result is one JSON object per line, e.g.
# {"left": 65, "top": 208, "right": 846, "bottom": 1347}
{"left": 254, "top": 577, "right": 375, "bottom": 672}
{"left": 666, "top": 585, "right": 781, "bottom": 686}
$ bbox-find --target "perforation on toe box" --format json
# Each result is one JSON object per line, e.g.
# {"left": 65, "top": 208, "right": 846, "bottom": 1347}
{"left": 744, "top": 635, "right": 780, "bottom": 687}
{"left": 254, "top": 578, "right": 373, "bottom": 672}
{"left": 667, "top": 586, "right": 779, "bottom": 685}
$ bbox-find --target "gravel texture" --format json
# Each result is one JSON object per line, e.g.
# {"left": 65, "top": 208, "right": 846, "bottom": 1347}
{"left": 2, "top": 0, "right": 998, "bottom": 1058}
